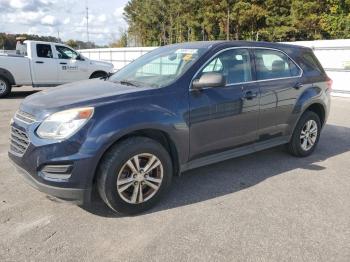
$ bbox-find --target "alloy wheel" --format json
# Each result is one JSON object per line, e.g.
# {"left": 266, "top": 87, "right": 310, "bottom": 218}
{"left": 116, "top": 153, "right": 163, "bottom": 204}
{"left": 300, "top": 119, "right": 318, "bottom": 151}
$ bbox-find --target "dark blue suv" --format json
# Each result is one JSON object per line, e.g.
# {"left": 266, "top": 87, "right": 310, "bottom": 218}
{"left": 9, "top": 41, "right": 331, "bottom": 214}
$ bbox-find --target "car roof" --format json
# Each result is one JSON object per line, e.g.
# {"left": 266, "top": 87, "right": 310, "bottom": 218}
{"left": 168, "top": 40, "right": 310, "bottom": 51}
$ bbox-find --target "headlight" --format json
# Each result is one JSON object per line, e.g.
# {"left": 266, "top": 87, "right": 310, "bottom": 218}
{"left": 37, "top": 107, "right": 94, "bottom": 139}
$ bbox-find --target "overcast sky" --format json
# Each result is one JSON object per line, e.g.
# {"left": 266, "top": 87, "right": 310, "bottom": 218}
{"left": 0, "top": 0, "right": 129, "bottom": 45}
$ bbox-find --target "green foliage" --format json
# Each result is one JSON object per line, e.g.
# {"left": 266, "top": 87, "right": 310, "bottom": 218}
{"left": 0, "top": 33, "right": 60, "bottom": 50}
{"left": 124, "top": 0, "right": 350, "bottom": 46}
{"left": 0, "top": 33, "right": 102, "bottom": 50}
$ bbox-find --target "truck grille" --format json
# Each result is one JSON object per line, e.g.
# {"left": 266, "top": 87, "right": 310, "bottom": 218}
{"left": 9, "top": 127, "right": 30, "bottom": 156}
{"left": 15, "top": 110, "right": 36, "bottom": 124}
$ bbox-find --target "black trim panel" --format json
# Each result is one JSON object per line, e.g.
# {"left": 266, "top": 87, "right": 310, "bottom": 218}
{"left": 181, "top": 136, "right": 290, "bottom": 172}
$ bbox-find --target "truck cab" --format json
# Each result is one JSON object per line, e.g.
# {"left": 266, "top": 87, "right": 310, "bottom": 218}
{"left": 0, "top": 40, "right": 114, "bottom": 97}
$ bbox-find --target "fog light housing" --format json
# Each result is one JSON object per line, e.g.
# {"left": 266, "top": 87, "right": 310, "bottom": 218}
{"left": 41, "top": 164, "right": 73, "bottom": 181}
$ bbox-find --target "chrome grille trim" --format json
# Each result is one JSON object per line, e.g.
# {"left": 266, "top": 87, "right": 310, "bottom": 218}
{"left": 14, "top": 110, "right": 36, "bottom": 124}
{"left": 9, "top": 126, "right": 30, "bottom": 156}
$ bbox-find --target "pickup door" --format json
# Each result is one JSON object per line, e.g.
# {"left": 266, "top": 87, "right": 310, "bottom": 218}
{"left": 55, "top": 45, "right": 90, "bottom": 83}
{"left": 30, "top": 43, "right": 58, "bottom": 85}
{"left": 189, "top": 48, "right": 260, "bottom": 159}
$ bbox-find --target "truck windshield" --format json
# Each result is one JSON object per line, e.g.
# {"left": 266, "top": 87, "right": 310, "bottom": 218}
{"left": 109, "top": 46, "right": 208, "bottom": 88}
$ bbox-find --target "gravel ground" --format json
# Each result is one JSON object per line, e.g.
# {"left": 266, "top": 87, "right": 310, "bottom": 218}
{"left": 0, "top": 87, "right": 349, "bottom": 262}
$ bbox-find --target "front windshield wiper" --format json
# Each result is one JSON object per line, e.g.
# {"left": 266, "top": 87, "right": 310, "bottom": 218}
{"left": 118, "top": 80, "right": 139, "bottom": 87}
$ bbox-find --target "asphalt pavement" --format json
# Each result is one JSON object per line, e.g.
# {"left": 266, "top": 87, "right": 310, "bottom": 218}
{"left": 0, "top": 87, "right": 349, "bottom": 262}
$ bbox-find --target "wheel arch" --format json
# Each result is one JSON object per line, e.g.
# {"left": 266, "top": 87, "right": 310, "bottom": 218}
{"left": 89, "top": 70, "right": 107, "bottom": 79}
{"left": 305, "top": 103, "right": 326, "bottom": 127}
{"left": 0, "top": 67, "right": 16, "bottom": 85}
{"left": 92, "top": 128, "right": 180, "bottom": 185}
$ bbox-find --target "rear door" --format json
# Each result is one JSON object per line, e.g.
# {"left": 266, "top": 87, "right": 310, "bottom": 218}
{"left": 189, "top": 48, "right": 260, "bottom": 159}
{"left": 30, "top": 43, "right": 58, "bottom": 85}
{"left": 253, "top": 48, "right": 303, "bottom": 141}
{"left": 55, "top": 45, "right": 90, "bottom": 83}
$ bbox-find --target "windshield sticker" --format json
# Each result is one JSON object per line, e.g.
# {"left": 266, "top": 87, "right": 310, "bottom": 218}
{"left": 175, "top": 49, "right": 198, "bottom": 55}
{"left": 182, "top": 54, "right": 193, "bottom": 61}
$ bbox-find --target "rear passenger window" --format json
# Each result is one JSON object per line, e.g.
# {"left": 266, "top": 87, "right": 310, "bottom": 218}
{"left": 254, "top": 49, "right": 301, "bottom": 80}
{"left": 300, "top": 52, "right": 324, "bottom": 76}
{"left": 200, "top": 49, "right": 252, "bottom": 85}
{"left": 36, "top": 44, "right": 53, "bottom": 58}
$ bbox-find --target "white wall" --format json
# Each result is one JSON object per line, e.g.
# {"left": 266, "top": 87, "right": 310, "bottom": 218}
{"left": 79, "top": 39, "right": 350, "bottom": 97}
{"left": 286, "top": 39, "right": 350, "bottom": 97}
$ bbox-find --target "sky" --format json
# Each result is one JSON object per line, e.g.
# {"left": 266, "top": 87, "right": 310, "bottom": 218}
{"left": 0, "top": 0, "right": 129, "bottom": 45}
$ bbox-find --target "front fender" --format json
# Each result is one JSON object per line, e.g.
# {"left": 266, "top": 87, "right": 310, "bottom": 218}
{"left": 79, "top": 92, "right": 189, "bottom": 184}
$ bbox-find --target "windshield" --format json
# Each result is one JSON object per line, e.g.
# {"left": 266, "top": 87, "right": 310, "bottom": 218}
{"left": 109, "top": 45, "right": 208, "bottom": 88}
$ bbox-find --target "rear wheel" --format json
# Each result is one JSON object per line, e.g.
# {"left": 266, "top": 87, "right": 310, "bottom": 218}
{"left": 0, "top": 77, "right": 11, "bottom": 98}
{"left": 97, "top": 137, "right": 173, "bottom": 215}
{"left": 287, "top": 111, "right": 321, "bottom": 157}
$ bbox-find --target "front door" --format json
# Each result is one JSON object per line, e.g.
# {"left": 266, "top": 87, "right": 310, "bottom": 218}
{"left": 189, "top": 48, "right": 260, "bottom": 159}
{"left": 55, "top": 45, "right": 89, "bottom": 83}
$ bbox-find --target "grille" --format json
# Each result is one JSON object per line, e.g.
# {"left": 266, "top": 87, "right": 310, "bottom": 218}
{"left": 9, "top": 126, "right": 30, "bottom": 156}
{"left": 15, "top": 110, "right": 36, "bottom": 124}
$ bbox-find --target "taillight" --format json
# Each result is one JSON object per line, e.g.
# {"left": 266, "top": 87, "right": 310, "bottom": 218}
{"left": 326, "top": 78, "right": 333, "bottom": 91}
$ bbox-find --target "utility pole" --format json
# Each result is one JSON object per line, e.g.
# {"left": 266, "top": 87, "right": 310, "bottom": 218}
{"left": 86, "top": 0, "right": 90, "bottom": 46}
{"left": 227, "top": 6, "right": 230, "bottom": 40}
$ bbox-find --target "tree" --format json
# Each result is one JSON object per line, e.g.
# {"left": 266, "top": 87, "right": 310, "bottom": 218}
{"left": 123, "top": 0, "right": 350, "bottom": 46}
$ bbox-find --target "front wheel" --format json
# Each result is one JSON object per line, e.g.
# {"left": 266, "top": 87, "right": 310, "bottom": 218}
{"left": 287, "top": 111, "right": 321, "bottom": 157}
{"left": 97, "top": 137, "right": 173, "bottom": 215}
{"left": 0, "top": 77, "right": 11, "bottom": 98}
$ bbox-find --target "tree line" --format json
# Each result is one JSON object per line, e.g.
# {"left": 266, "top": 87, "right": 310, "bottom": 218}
{"left": 0, "top": 33, "right": 104, "bottom": 50}
{"left": 124, "top": 0, "right": 350, "bottom": 46}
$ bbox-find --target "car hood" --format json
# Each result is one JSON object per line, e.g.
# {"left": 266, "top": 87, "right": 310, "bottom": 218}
{"left": 21, "top": 79, "right": 149, "bottom": 117}
{"left": 90, "top": 59, "right": 114, "bottom": 70}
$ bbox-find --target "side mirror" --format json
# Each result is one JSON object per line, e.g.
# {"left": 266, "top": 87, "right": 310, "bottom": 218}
{"left": 192, "top": 72, "right": 226, "bottom": 90}
{"left": 77, "top": 54, "right": 85, "bottom": 61}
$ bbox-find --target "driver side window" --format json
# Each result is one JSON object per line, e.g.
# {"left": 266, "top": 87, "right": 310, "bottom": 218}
{"left": 56, "top": 45, "right": 79, "bottom": 60}
{"left": 200, "top": 49, "right": 253, "bottom": 85}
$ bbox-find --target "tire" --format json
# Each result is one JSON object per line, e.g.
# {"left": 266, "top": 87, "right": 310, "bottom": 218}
{"left": 90, "top": 71, "right": 107, "bottom": 79}
{"left": 287, "top": 110, "right": 321, "bottom": 157}
{"left": 0, "top": 77, "right": 11, "bottom": 98}
{"left": 97, "top": 137, "right": 173, "bottom": 215}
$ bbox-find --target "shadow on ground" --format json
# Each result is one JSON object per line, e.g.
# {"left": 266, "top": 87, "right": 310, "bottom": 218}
{"left": 81, "top": 124, "right": 350, "bottom": 217}
{"left": 7, "top": 89, "right": 40, "bottom": 99}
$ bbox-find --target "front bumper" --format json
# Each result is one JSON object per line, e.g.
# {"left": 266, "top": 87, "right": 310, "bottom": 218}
{"left": 8, "top": 118, "right": 98, "bottom": 204}
{"left": 9, "top": 157, "right": 90, "bottom": 204}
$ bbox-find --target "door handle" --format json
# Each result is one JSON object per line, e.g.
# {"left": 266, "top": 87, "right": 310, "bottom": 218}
{"left": 294, "top": 82, "right": 303, "bottom": 90}
{"left": 60, "top": 62, "right": 67, "bottom": 65}
{"left": 243, "top": 91, "right": 258, "bottom": 100}
{"left": 35, "top": 61, "right": 44, "bottom": 64}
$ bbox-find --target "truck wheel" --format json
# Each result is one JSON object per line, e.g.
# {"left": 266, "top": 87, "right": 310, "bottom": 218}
{"left": 97, "top": 137, "right": 173, "bottom": 215}
{"left": 90, "top": 71, "right": 107, "bottom": 79}
{"left": 0, "top": 77, "right": 11, "bottom": 98}
{"left": 287, "top": 111, "right": 321, "bottom": 157}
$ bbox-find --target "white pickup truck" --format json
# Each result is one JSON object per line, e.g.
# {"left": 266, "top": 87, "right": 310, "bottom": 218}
{"left": 0, "top": 40, "right": 114, "bottom": 97}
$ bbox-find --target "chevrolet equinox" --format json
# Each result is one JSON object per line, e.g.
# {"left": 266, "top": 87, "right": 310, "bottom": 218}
{"left": 9, "top": 41, "right": 331, "bottom": 214}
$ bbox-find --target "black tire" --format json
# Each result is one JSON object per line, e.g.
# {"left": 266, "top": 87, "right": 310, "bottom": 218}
{"left": 90, "top": 71, "right": 107, "bottom": 79}
{"left": 287, "top": 110, "right": 322, "bottom": 157}
{"left": 0, "top": 77, "right": 11, "bottom": 98}
{"left": 97, "top": 137, "right": 173, "bottom": 215}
